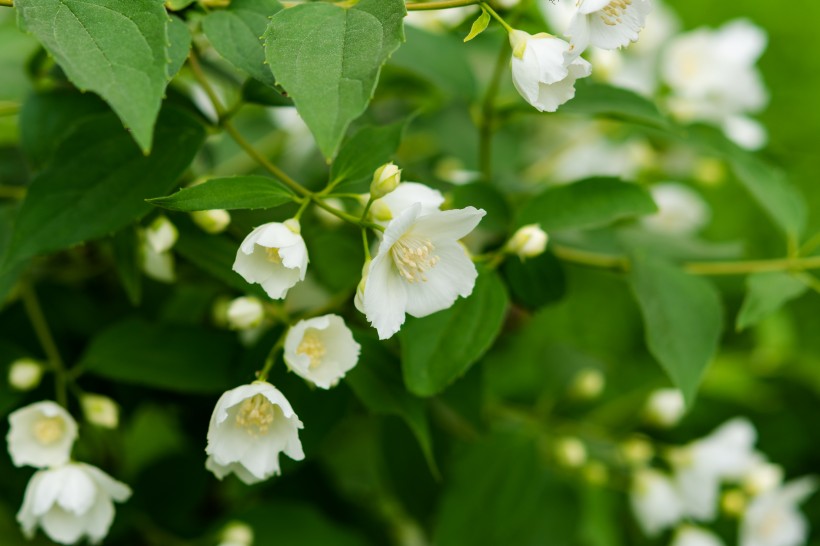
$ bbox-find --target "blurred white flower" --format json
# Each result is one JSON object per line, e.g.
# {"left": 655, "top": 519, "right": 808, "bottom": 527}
{"left": 506, "top": 224, "right": 549, "bottom": 259}
{"left": 283, "top": 314, "right": 361, "bottom": 389}
{"left": 644, "top": 388, "right": 686, "bottom": 428}
{"left": 672, "top": 525, "right": 726, "bottom": 546}
{"left": 370, "top": 163, "right": 402, "bottom": 199}
{"left": 145, "top": 216, "right": 178, "bottom": 254}
{"left": 233, "top": 219, "right": 308, "bottom": 300}
{"left": 538, "top": 0, "right": 576, "bottom": 34}
{"left": 205, "top": 382, "right": 304, "bottom": 484}
{"left": 405, "top": 5, "right": 478, "bottom": 32}
{"left": 140, "top": 227, "right": 176, "bottom": 283}
{"left": 369, "top": 182, "right": 444, "bottom": 227}
{"left": 226, "top": 297, "right": 266, "bottom": 331}
{"left": 642, "top": 183, "right": 711, "bottom": 236}
{"left": 8, "top": 358, "right": 44, "bottom": 391}
{"left": 744, "top": 460, "right": 785, "bottom": 496}
{"left": 567, "top": 0, "right": 653, "bottom": 54}
{"left": 630, "top": 467, "right": 685, "bottom": 537}
{"left": 509, "top": 30, "right": 592, "bottom": 113}
{"left": 191, "top": 209, "right": 231, "bottom": 234}
{"left": 672, "top": 418, "right": 758, "bottom": 521}
{"left": 361, "top": 204, "right": 485, "bottom": 339}
{"left": 740, "top": 477, "right": 817, "bottom": 546}
{"left": 17, "top": 462, "right": 131, "bottom": 545}
{"left": 80, "top": 394, "right": 119, "bottom": 429}
{"left": 7, "top": 401, "right": 78, "bottom": 468}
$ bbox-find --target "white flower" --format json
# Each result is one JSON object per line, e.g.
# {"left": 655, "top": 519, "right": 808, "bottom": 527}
{"left": 17, "top": 462, "right": 131, "bottom": 545}
{"left": 8, "top": 358, "right": 44, "bottom": 391}
{"left": 284, "top": 314, "right": 360, "bottom": 389}
{"left": 744, "top": 460, "right": 784, "bottom": 496}
{"left": 630, "top": 468, "right": 685, "bottom": 537}
{"left": 7, "top": 401, "right": 78, "bottom": 468}
{"left": 80, "top": 394, "right": 119, "bottom": 429}
{"left": 644, "top": 388, "right": 686, "bottom": 428}
{"left": 145, "top": 216, "right": 178, "bottom": 254}
{"left": 369, "top": 182, "right": 444, "bottom": 226}
{"left": 370, "top": 163, "right": 401, "bottom": 199}
{"left": 232, "top": 219, "right": 308, "bottom": 300}
{"left": 509, "top": 30, "right": 592, "bottom": 113}
{"left": 671, "top": 418, "right": 758, "bottom": 521}
{"left": 360, "top": 204, "right": 485, "bottom": 339}
{"left": 226, "top": 297, "right": 266, "bottom": 330}
{"left": 191, "top": 209, "right": 231, "bottom": 234}
{"left": 672, "top": 525, "right": 726, "bottom": 546}
{"left": 642, "top": 183, "right": 711, "bottom": 236}
{"left": 140, "top": 234, "right": 175, "bottom": 283}
{"left": 205, "top": 382, "right": 304, "bottom": 484}
{"left": 506, "top": 224, "right": 548, "bottom": 259}
{"left": 567, "top": 0, "right": 653, "bottom": 54}
{"left": 740, "top": 477, "right": 817, "bottom": 546}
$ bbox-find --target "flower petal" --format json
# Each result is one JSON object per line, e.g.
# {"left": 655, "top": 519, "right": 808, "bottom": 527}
{"left": 363, "top": 252, "right": 409, "bottom": 340}
{"left": 404, "top": 243, "right": 478, "bottom": 318}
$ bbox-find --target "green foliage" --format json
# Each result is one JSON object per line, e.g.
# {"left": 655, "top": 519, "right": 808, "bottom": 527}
{"left": 263, "top": 0, "right": 406, "bottom": 158}
{"left": 737, "top": 272, "right": 808, "bottom": 331}
{"left": 149, "top": 175, "right": 295, "bottom": 211}
{"left": 463, "top": 8, "right": 490, "bottom": 43}
{"left": 563, "top": 81, "right": 671, "bottom": 129}
{"left": 502, "top": 251, "right": 566, "bottom": 311}
{"left": 330, "top": 121, "right": 407, "bottom": 190}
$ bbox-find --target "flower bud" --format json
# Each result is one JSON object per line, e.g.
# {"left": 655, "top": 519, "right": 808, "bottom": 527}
{"left": 370, "top": 163, "right": 401, "bottom": 199}
{"left": 568, "top": 368, "right": 605, "bottom": 401}
{"left": 226, "top": 297, "right": 266, "bottom": 330}
{"left": 743, "top": 461, "right": 783, "bottom": 496}
{"left": 354, "top": 260, "right": 370, "bottom": 315}
{"left": 582, "top": 461, "right": 609, "bottom": 486}
{"left": 506, "top": 224, "right": 548, "bottom": 259}
{"left": 620, "top": 436, "right": 655, "bottom": 467}
{"left": 145, "top": 216, "right": 178, "bottom": 254}
{"left": 219, "top": 521, "right": 254, "bottom": 546}
{"left": 721, "top": 489, "right": 747, "bottom": 518}
{"left": 644, "top": 388, "right": 686, "bottom": 428}
{"left": 8, "top": 358, "right": 44, "bottom": 391}
{"left": 81, "top": 394, "right": 120, "bottom": 429}
{"left": 191, "top": 209, "right": 231, "bottom": 234}
{"left": 554, "top": 437, "right": 587, "bottom": 468}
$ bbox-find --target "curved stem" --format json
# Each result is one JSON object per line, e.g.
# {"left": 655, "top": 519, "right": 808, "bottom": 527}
{"left": 480, "top": 2, "right": 514, "bottom": 33}
{"left": 20, "top": 283, "right": 69, "bottom": 407}
{"left": 479, "top": 29, "right": 512, "bottom": 181}
{"left": 258, "top": 333, "right": 286, "bottom": 383}
{"left": 406, "top": 0, "right": 479, "bottom": 10}
{"left": 0, "top": 0, "right": 13, "bottom": 7}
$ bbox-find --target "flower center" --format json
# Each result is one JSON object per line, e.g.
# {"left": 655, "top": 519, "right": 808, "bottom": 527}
{"left": 390, "top": 237, "right": 439, "bottom": 283}
{"left": 33, "top": 417, "right": 65, "bottom": 445}
{"left": 297, "top": 330, "right": 326, "bottom": 369}
{"left": 235, "top": 394, "right": 276, "bottom": 435}
{"left": 265, "top": 247, "right": 283, "bottom": 264}
{"left": 599, "top": 0, "right": 631, "bottom": 26}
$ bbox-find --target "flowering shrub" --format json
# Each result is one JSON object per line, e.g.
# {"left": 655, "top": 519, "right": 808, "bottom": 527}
{"left": 0, "top": 0, "right": 818, "bottom": 544}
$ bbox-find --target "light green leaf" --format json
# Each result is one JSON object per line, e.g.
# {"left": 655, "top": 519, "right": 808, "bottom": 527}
{"left": 202, "top": 0, "right": 282, "bottom": 87}
{"left": 79, "top": 318, "right": 238, "bottom": 394}
{"left": 329, "top": 120, "right": 406, "bottom": 191}
{"left": 401, "top": 268, "right": 508, "bottom": 396}
{"left": 2, "top": 107, "right": 205, "bottom": 270}
{"left": 736, "top": 272, "right": 808, "bottom": 331}
{"left": 463, "top": 8, "right": 490, "bottom": 42}
{"left": 561, "top": 81, "right": 670, "bottom": 129}
{"left": 16, "top": 0, "right": 171, "bottom": 153}
{"left": 517, "top": 177, "right": 658, "bottom": 232}
{"left": 264, "top": 0, "right": 406, "bottom": 158}
{"left": 148, "top": 175, "right": 294, "bottom": 211}
{"left": 628, "top": 254, "right": 723, "bottom": 404}
{"left": 167, "top": 15, "right": 191, "bottom": 81}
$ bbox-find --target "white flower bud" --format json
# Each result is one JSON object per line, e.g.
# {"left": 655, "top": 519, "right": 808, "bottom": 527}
{"left": 568, "top": 368, "right": 605, "bottom": 400}
{"left": 8, "top": 358, "right": 44, "bottom": 391}
{"left": 219, "top": 521, "right": 254, "bottom": 546}
{"left": 191, "top": 209, "right": 231, "bottom": 234}
{"left": 370, "top": 162, "right": 402, "bottom": 199}
{"left": 226, "top": 297, "right": 266, "bottom": 330}
{"left": 554, "top": 437, "right": 587, "bottom": 468}
{"left": 743, "top": 461, "right": 784, "bottom": 496}
{"left": 721, "top": 489, "right": 747, "bottom": 518}
{"left": 81, "top": 394, "right": 120, "bottom": 429}
{"left": 145, "top": 215, "right": 178, "bottom": 254}
{"left": 644, "top": 388, "right": 686, "bottom": 428}
{"left": 621, "top": 436, "right": 655, "bottom": 467}
{"left": 506, "top": 224, "right": 548, "bottom": 259}
{"left": 7, "top": 401, "right": 78, "bottom": 468}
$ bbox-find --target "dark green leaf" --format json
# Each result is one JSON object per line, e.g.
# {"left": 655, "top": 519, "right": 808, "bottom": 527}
{"left": 501, "top": 251, "right": 566, "bottom": 311}
{"left": 306, "top": 228, "right": 364, "bottom": 293}
{"left": 628, "top": 254, "right": 723, "bottom": 404}
{"left": 330, "top": 121, "right": 407, "bottom": 190}
{"left": 239, "top": 502, "right": 371, "bottom": 546}
{"left": 736, "top": 272, "right": 808, "bottom": 331}
{"left": 518, "top": 178, "right": 658, "bottom": 232}
{"left": 111, "top": 225, "right": 142, "bottom": 306}
{"left": 148, "top": 176, "right": 294, "bottom": 212}
{"left": 562, "top": 81, "right": 670, "bottom": 129}
{"left": 401, "top": 268, "right": 508, "bottom": 396}
{"left": 264, "top": 0, "right": 406, "bottom": 158}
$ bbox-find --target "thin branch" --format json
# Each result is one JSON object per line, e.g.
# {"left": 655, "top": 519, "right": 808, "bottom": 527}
{"left": 406, "top": 0, "right": 479, "bottom": 10}
{"left": 20, "top": 283, "right": 69, "bottom": 407}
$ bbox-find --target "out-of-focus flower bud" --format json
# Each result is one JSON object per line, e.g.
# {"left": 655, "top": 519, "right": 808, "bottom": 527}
{"left": 505, "top": 224, "right": 548, "bottom": 259}
{"left": 554, "top": 437, "right": 587, "bottom": 468}
{"left": 81, "top": 394, "right": 120, "bottom": 429}
{"left": 8, "top": 358, "right": 45, "bottom": 391}
{"left": 226, "top": 297, "right": 266, "bottom": 331}
{"left": 644, "top": 388, "right": 686, "bottom": 428}
{"left": 191, "top": 209, "right": 231, "bottom": 234}
{"left": 568, "top": 368, "right": 605, "bottom": 401}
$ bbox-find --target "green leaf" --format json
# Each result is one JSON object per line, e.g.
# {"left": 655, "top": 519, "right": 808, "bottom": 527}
{"left": 628, "top": 254, "right": 723, "bottom": 404}
{"left": 2, "top": 107, "right": 205, "bottom": 270}
{"left": 346, "top": 332, "right": 436, "bottom": 475}
{"left": 450, "top": 183, "right": 511, "bottom": 234}
{"left": 517, "top": 178, "right": 658, "bottom": 232}
{"left": 501, "top": 251, "right": 566, "bottom": 311}
{"left": 264, "top": 0, "right": 406, "bottom": 158}
{"left": 239, "top": 502, "right": 370, "bottom": 546}
{"left": 202, "top": 0, "right": 282, "bottom": 87}
{"left": 401, "top": 268, "right": 508, "bottom": 396}
{"left": 79, "top": 318, "right": 238, "bottom": 394}
{"left": 167, "top": 15, "right": 191, "bottom": 81}
{"left": 306, "top": 228, "right": 364, "bottom": 293}
{"left": 148, "top": 176, "right": 294, "bottom": 212}
{"left": 0, "top": 204, "right": 25, "bottom": 305}
{"left": 16, "top": 0, "right": 172, "bottom": 153}
{"left": 329, "top": 120, "right": 407, "bottom": 190}
{"left": 111, "top": 225, "right": 142, "bottom": 306}
{"left": 463, "top": 8, "right": 490, "bottom": 42}
{"left": 561, "top": 81, "right": 670, "bottom": 129}
{"left": 736, "top": 272, "right": 808, "bottom": 331}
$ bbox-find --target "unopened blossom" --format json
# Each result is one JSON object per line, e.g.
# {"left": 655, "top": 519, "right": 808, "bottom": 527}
{"left": 506, "top": 224, "right": 548, "bottom": 259}
{"left": 140, "top": 233, "right": 175, "bottom": 283}
{"left": 80, "top": 394, "right": 119, "bottom": 429}
{"left": 644, "top": 388, "right": 686, "bottom": 427}
{"left": 370, "top": 163, "right": 401, "bottom": 199}
{"left": 630, "top": 467, "right": 685, "bottom": 537}
{"left": 368, "top": 182, "right": 444, "bottom": 227}
{"left": 206, "top": 382, "right": 304, "bottom": 484}
{"left": 8, "top": 358, "right": 44, "bottom": 391}
{"left": 744, "top": 460, "right": 784, "bottom": 496}
{"left": 554, "top": 437, "right": 587, "bottom": 468}
{"left": 509, "top": 30, "right": 592, "bottom": 113}
{"left": 233, "top": 219, "right": 308, "bottom": 300}
{"left": 284, "top": 315, "right": 360, "bottom": 389}
{"left": 17, "top": 462, "right": 131, "bottom": 545}
{"left": 145, "top": 216, "right": 178, "bottom": 254}
{"left": 360, "top": 204, "right": 485, "bottom": 339}
{"left": 672, "top": 525, "right": 726, "bottom": 546}
{"left": 226, "top": 297, "right": 266, "bottom": 330}
{"left": 567, "top": 0, "right": 653, "bottom": 54}
{"left": 7, "top": 401, "right": 78, "bottom": 468}
{"left": 568, "top": 368, "right": 605, "bottom": 400}
{"left": 191, "top": 209, "right": 231, "bottom": 234}
{"left": 219, "top": 521, "right": 254, "bottom": 546}
{"left": 642, "top": 183, "right": 711, "bottom": 236}
{"left": 740, "top": 477, "right": 817, "bottom": 546}
{"left": 671, "top": 418, "right": 758, "bottom": 521}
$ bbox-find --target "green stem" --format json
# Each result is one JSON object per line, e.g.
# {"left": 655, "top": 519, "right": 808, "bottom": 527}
{"left": 258, "top": 333, "right": 286, "bottom": 383}
{"left": 293, "top": 197, "right": 312, "bottom": 221}
{"left": 479, "top": 29, "right": 512, "bottom": 181}
{"left": 362, "top": 228, "right": 372, "bottom": 261}
{"left": 0, "top": 102, "right": 20, "bottom": 116}
{"left": 20, "top": 283, "right": 68, "bottom": 407}
{"left": 480, "top": 2, "right": 514, "bottom": 33}
{"left": 405, "top": 0, "right": 479, "bottom": 10}
{"left": 0, "top": 0, "right": 12, "bottom": 7}
{"left": 0, "top": 185, "right": 26, "bottom": 200}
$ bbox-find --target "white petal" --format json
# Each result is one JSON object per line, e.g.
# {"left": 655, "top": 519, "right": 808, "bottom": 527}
{"left": 404, "top": 243, "right": 478, "bottom": 317}
{"left": 55, "top": 466, "right": 96, "bottom": 515}
{"left": 84, "top": 497, "right": 115, "bottom": 544}
{"left": 579, "top": 0, "right": 613, "bottom": 14}
{"left": 205, "top": 456, "right": 264, "bottom": 485}
{"left": 39, "top": 506, "right": 89, "bottom": 545}
{"left": 374, "top": 182, "right": 444, "bottom": 224}
{"left": 409, "top": 206, "right": 486, "bottom": 244}
{"left": 363, "top": 252, "right": 408, "bottom": 340}
{"left": 81, "top": 463, "right": 132, "bottom": 503}
{"left": 17, "top": 471, "right": 44, "bottom": 538}
{"left": 260, "top": 265, "right": 302, "bottom": 299}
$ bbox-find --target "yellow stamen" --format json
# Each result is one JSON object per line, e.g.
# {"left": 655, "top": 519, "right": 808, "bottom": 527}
{"left": 235, "top": 394, "right": 276, "bottom": 435}
{"left": 390, "top": 237, "right": 439, "bottom": 283}
{"left": 297, "top": 330, "right": 326, "bottom": 369}
{"left": 33, "top": 417, "right": 65, "bottom": 445}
